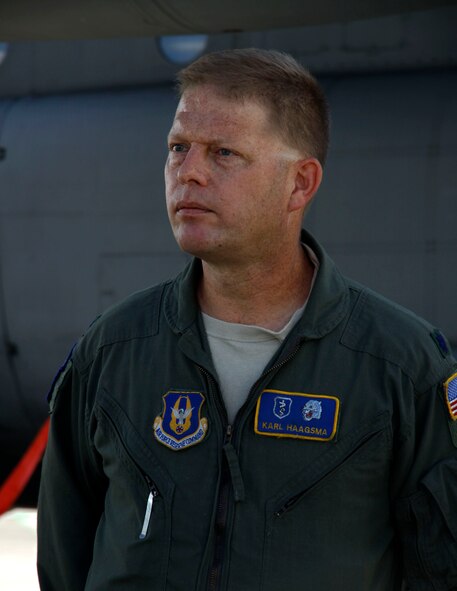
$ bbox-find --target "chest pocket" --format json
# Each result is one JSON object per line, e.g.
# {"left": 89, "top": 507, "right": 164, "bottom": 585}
{"left": 261, "top": 412, "right": 396, "bottom": 591}
{"left": 86, "top": 389, "right": 175, "bottom": 591}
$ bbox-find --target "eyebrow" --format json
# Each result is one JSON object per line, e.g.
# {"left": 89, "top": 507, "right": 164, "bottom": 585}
{"left": 167, "top": 132, "right": 238, "bottom": 147}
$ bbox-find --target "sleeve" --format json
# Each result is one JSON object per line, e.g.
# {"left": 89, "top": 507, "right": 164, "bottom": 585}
{"left": 37, "top": 353, "right": 106, "bottom": 591}
{"left": 394, "top": 371, "right": 457, "bottom": 591}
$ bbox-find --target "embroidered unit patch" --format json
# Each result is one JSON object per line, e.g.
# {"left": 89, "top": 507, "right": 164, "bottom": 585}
{"left": 154, "top": 391, "right": 208, "bottom": 451}
{"left": 444, "top": 373, "right": 457, "bottom": 421}
{"left": 254, "top": 389, "right": 340, "bottom": 441}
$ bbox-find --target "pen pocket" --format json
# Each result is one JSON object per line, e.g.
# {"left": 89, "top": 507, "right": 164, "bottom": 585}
{"left": 85, "top": 389, "right": 174, "bottom": 590}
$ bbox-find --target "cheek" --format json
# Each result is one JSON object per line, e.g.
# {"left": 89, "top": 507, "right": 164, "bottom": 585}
{"left": 164, "top": 171, "right": 178, "bottom": 204}
{"left": 164, "top": 155, "right": 180, "bottom": 181}
{"left": 164, "top": 162, "right": 173, "bottom": 185}
{"left": 164, "top": 183, "right": 177, "bottom": 220}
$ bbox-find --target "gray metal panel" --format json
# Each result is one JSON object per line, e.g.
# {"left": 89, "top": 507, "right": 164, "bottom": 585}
{"left": 0, "top": 39, "right": 176, "bottom": 98}
{"left": 0, "top": 7, "right": 456, "bottom": 98}
{"left": 99, "top": 252, "right": 188, "bottom": 311}
{"left": 0, "top": 87, "right": 184, "bottom": 403}
{"left": 266, "top": 7, "right": 457, "bottom": 73}
{"left": 309, "top": 71, "right": 457, "bottom": 339}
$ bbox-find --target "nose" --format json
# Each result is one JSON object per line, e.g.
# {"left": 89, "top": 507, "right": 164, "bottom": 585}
{"left": 176, "top": 145, "right": 209, "bottom": 186}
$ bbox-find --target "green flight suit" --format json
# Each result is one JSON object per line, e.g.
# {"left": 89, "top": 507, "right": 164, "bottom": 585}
{"left": 37, "top": 230, "right": 457, "bottom": 590}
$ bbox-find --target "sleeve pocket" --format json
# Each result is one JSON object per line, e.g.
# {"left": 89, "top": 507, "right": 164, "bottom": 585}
{"left": 395, "top": 457, "right": 457, "bottom": 591}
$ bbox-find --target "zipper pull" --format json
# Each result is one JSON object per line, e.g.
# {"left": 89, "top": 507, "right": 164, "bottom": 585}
{"left": 139, "top": 478, "right": 159, "bottom": 540}
{"left": 225, "top": 424, "right": 233, "bottom": 444}
{"left": 275, "top": 491, "right": 304, "bottom": 518}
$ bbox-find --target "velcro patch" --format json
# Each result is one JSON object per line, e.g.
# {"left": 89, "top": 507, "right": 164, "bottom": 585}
{"left": 47, "top": 345, "right": 75, "bottom": 412}
{"left": 154, "top": 391, "right": 208, "bottom": 451}
{"left": 444, "top": 372, "right": 457, "bottom": 421}
{"left": 254, "top": 389, "right": 340, "bottom": 442}
{"left": 431, "top": 330, "right": 451, "bottom": 357}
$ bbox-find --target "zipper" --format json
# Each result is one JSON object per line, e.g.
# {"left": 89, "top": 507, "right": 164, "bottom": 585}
{"left": 225, "top": 424, "right": 232, "bottom": 444}
{"left": 231, "top": 339, "right": 303, "bottom": 436}
{"left": 207, "top": 425, "right": 233, "bottom": 591}
{"left": 198, "top": 365, "right": 229, "bottom": 425}
{"left": 262, "top": 340, "right": 303, "bottom": 380}
{"left": 274, "top": 492, "right": 305, "bottom": 519}
{"left": 98, "top": 405, "right": 161, "bottom": 540}
{"left": 197, "top": 365, "right": 233, "bottom": 591}
{"left": 274, "top": 428, "right": 384, "bottom": 518}
{"left": 139, "top": 475, "right": 160, "bottom": 539}
{"left": 201, "top": 339, "right": 304, "bottom": 591}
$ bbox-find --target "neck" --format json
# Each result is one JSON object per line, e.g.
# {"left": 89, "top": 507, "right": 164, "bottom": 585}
{"left": 198, "top": 244, "right": 314, "bottom": 331}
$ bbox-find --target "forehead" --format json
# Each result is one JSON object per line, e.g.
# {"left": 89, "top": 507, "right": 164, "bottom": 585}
{"left": 169, "top": 86, "right": 272, "bottom": 140}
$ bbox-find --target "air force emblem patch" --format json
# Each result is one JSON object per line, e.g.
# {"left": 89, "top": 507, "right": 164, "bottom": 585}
{"left": 154, "top": 391, "right": 208, "bottom": 451}
{"left": 255, "top": 389, "right": 340, "bottom": 442}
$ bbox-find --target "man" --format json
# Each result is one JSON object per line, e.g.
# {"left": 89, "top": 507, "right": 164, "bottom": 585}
{"left": 37, "top": 49, "right": 457, "bottom": 590}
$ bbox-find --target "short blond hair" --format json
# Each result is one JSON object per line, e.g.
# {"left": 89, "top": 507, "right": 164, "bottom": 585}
{"left": 177, "top": 48, "right": 330, "bottom": 165}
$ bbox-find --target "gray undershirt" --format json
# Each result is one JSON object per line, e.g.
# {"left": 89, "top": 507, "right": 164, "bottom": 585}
{"left": 202, "top": 246, "right": 319, "bottom": 424}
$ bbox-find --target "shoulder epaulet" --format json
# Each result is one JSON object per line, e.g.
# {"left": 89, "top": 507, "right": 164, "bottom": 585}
{"left": 75, "top": 282, "right": 168, "bottom": 364}
{"left": 342, "top": 285, "right": 455, "bottom": 392}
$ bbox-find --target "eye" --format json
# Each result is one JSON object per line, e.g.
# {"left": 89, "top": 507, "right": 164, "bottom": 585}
{"left": 216, "top": 148, "right": 233, "bottom": 157}
{"left": 169, "top": 143, "right": 188, "bottom": 153}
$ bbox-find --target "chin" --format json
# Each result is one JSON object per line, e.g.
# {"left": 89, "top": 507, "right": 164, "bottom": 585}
{"left": 175, "top": 235, "right": 209, "bottom": 258}
{"left": 173, "top": 223, "right": 238, "bottom": 263}
{"left": 178, "top": 240, "right": 230, "bottom": 265}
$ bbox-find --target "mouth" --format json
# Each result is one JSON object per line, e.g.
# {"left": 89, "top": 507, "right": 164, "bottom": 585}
{"left": 175, "top": 201, "right": 213, "bottom": 216}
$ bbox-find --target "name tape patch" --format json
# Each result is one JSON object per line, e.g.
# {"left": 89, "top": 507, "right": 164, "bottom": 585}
{"left": 444, "top": 373, "right": 457, "bottom": 421}
{"left": 255, "top": 389, "right": 340, "bottom": 442}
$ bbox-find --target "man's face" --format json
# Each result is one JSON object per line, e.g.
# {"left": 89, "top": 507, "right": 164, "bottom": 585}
{"left": 165, "top": 85, "right": 300, "bottom": 266}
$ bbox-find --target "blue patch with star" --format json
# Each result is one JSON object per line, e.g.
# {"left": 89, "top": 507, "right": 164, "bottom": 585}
{"left": 154, "top": 391, "right": 208, "bottom": 451}
{"left": 254, "top": 389, "right": 340, "bottom": 441}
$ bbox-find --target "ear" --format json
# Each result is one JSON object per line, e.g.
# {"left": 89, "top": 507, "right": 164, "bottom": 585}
{"left": 288, "top": 158, "right": 323, "bottom": 213}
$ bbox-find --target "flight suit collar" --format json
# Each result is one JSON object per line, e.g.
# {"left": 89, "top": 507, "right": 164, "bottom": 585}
{"left": 164, "top": 229, "right": 349, "bottom": 343}
{"left": 164, "top": 256, "right": 202, "bottom": 336}
{"left": 294, "top": 229, "right": 349, "bottom": 340}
